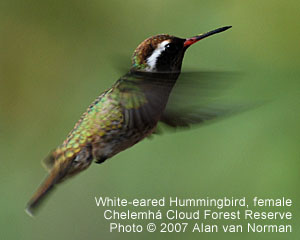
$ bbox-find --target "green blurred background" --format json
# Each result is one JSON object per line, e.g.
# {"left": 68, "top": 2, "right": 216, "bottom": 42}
{"left": 1, "top": 0, "right": 299, "bottom": 239}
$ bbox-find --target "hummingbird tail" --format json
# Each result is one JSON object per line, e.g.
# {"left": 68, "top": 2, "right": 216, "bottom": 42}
{"left": 25, "top": 161, "right": 71, "bottom": 216}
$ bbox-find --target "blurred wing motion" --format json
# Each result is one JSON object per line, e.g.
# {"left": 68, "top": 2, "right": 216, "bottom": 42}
{"left": 124, "top": 70, "right": 251, "bottom": 130}
{"left": 159, "top": 70, "right": 241, "bottom": 129}
{"left": 160, "top": 105, "right": 241, "bottom": 128}
{"left": 137, "top": 70, "right": 247, "bottom": 130}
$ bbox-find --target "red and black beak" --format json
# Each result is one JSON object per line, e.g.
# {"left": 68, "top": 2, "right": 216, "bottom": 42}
{"left": 184, "top": 26, "right": 232, "bottom": 48}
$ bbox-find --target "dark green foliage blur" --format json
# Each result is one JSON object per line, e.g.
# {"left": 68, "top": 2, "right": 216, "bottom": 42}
{"left": 1, "top": 0, "right": 299, "bottom": 239}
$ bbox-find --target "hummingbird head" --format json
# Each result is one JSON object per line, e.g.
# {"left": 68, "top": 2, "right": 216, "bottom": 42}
{"left": 131, "top": 26, "right": 232, "bottom": 73}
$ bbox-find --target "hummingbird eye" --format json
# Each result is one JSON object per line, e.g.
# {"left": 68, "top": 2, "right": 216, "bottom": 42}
{"left": 165, "top": 43, "right": 178, "bottom": 53}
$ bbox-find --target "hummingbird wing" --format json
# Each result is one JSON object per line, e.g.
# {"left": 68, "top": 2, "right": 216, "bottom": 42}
{"left": 159, "top": 105, "right": 248, "bottom": 129}
{"left": 117, "top": 70, "right": 245, "bottom": 131}
{"left": 157, "top": 71, "right": 251, "bottom": 129}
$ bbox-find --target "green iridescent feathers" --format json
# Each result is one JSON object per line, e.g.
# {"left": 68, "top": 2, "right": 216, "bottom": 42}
{"left": 42, "top": 76, "right": 151, "bottom": 170}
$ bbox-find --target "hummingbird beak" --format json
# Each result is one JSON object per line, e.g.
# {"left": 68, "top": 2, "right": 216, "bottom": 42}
{"left": 184, "top": 26, "right": 232, "bottom": 48}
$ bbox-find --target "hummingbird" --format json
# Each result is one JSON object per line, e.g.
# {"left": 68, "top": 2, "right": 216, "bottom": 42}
{"left": 26, "top": 26, "right": 232, "bottom": 215}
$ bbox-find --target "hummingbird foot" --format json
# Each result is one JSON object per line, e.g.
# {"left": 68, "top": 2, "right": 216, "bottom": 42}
{"left": 95, "top": 155, "right": 108, "bottom": 164}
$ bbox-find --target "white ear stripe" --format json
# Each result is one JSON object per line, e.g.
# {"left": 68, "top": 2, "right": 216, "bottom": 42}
{"left": 146, "top": 40, "right": 170, "bottom": 71}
